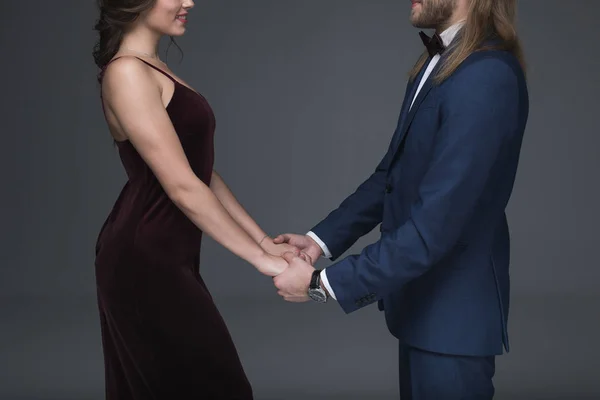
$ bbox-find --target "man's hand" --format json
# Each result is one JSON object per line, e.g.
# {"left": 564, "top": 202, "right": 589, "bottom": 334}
{"left": 273, "top": 252, "right": 315, "bottom": 302}
{"left": 272, "top": 233, "right": 323, "bottom": 265}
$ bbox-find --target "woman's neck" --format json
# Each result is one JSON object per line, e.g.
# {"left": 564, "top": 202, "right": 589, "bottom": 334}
{"left": 120, "top": 27, "right": 161, "bottom": 59}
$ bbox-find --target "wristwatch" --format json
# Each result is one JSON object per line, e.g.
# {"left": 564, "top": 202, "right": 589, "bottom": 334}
{"left": 308, "top": 269, "right": 328, "bottom": 303}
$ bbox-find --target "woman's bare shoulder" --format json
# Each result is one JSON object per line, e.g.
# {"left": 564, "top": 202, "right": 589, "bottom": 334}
{"left": 102, "top": 56, "right": 156, "bottom": 94}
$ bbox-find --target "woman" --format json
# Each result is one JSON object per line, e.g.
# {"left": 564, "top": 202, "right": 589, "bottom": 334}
{"left": 93, "top": 0, "right": 297, "bottom": 398}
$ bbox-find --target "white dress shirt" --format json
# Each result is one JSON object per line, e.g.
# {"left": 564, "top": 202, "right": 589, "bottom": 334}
{"left": 309, "top": 22, "right": 464, "bottom": 301}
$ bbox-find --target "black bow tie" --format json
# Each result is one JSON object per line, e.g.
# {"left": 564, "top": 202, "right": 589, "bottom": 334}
{"left": 419, "top": 31, "right": 446, "bottom": 57}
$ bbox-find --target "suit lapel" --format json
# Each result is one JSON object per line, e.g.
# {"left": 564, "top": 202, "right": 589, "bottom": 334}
{"left": 397, "top": 72, "right": 422, "bottom": 132}
{"left": 388, "top": 52, "right": 451, "bottom": 162}
{"left": 386, "top": 57, "right": 432, "bottom": 162}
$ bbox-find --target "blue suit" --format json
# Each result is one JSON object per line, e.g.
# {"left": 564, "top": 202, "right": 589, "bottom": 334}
{"left": 311, "top": 45, "right": 528, "bottom": 398}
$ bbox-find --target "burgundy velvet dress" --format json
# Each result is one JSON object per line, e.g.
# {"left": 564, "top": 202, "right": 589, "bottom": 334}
{"left": 95, "top": 57, "right": 253, "bottom": 399}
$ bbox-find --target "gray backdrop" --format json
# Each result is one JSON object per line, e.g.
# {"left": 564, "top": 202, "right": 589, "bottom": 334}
{"left": 1, "top": 1, "right": 599, "bottom": 399}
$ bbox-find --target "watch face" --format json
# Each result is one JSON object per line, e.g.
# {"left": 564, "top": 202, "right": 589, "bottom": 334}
{"left": 309, "top": 289, "right": 327, "bottom": 303}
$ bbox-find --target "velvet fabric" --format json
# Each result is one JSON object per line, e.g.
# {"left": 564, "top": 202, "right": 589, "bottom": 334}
{"left": 95, "top": 57, "right": 253, "bottom": 399}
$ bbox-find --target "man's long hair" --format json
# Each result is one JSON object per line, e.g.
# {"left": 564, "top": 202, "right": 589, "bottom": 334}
{"left": 409, "top": 0, "right": 525, "bottom": 84}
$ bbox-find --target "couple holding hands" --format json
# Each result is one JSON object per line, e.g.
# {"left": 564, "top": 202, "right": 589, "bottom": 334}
{"left": 93, "top": 0, "right": 528, "bottom": 398}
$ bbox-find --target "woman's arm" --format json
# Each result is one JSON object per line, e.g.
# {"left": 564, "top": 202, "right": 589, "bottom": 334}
{"left": 102, "top": 57, "right": 286, "bottom": 276}
{"left": 210, "top": 170, "right": 266, "bottom": 242}
{"left": 210, "top": 170, "right": 298, "bottom": 256}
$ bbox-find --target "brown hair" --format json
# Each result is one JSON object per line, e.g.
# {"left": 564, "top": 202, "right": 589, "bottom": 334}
{"left": 409, "top": 0, "right": 525, "bottom": 84}
{"left": 92, "top": 0, "right": 158, "bottom": 70}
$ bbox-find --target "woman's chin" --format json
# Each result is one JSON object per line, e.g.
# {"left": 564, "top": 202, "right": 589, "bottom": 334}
{"left": 168, "top": 28, "right": 186, "bottom": 37}
{"left": 160, "top": 24, "right": 187, "bottom": 37}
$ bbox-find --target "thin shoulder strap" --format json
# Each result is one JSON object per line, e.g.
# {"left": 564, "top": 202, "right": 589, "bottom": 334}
{"left": 104, "top": 56, "right": 124, "bottom": 68}
{"left": 130, "top": 56, "right": 176, "bottom": 82}
{"left": 101, "top": 56, "right": 176, "bottom": 82}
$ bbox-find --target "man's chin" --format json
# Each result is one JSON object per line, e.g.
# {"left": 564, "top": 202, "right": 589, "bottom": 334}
{"left": 411, "top": 20, "right": 436, "bottom": 29}
{"left": 410, "top": 17, "right": 424, "bottom": 28}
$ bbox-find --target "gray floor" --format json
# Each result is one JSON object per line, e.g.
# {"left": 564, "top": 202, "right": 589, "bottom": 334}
{"left": 0, "top": 293, "right": 598, "bottom": 400}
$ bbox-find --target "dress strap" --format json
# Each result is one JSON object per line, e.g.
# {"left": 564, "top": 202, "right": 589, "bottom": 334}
{"left": 129, "top": 56, "right": 176, "bottom": 83}
{"left": 101, "top": 56, "right": 176, "bottom": 83}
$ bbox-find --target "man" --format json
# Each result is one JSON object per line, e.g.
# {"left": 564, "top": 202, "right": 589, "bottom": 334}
{"left": 273, "top": 0, "right": 528, "bottom": 398}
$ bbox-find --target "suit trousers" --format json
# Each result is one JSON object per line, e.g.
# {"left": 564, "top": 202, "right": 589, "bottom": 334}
{"left": 398, "top": 342, "right": 496, "bottom": 399}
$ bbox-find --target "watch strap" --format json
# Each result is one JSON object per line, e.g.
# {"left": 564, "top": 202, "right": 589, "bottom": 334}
{"left": 309, "top": 269, "right": 321, "bottom": 289}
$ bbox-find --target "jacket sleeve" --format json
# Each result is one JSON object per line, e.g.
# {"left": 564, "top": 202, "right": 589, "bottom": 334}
{"left": 309, "top": 149, "right": 390, "bottom": 260}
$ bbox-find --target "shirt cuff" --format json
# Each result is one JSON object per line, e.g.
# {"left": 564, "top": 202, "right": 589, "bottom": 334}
{"left": 320, "top": 269, "right": 337, "bottom": 301}
{"left": 306, "top": 231, "right": 332, "bottom": 259}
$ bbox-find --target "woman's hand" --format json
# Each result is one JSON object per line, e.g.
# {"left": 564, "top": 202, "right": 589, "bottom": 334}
{"left": 254, "top": 252, "right": 289, "bottom": 277}
{"left": 272, "top": 233, "right": 322, "bottom": 264}
{"left": 260, "top": 236, "right": 301, "bottom": 258}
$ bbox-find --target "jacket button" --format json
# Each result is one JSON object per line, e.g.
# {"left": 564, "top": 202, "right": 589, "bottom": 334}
{"left": 385, "top": 184, "right": 392, "bottom": 193}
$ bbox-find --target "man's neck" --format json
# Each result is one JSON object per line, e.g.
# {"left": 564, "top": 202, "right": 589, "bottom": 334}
{"left": 435, "top": 20, "right": 465, "bottom": 47}
{"left": 435, "top": 16, "right": 466, "bottom": 35}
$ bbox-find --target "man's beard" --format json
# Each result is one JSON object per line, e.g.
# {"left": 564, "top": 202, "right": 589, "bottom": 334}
{"left": 410, "top": 0, "right": 457, "bottom": 30}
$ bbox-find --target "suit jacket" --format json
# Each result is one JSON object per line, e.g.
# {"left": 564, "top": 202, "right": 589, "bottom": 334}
{"left": 311, "top": 46, "right": 529, "bottom": 357}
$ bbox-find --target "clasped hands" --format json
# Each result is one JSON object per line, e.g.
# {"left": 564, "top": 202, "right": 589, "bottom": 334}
{"left": 259, "top": 234, "right": 324, "bottom": 302}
